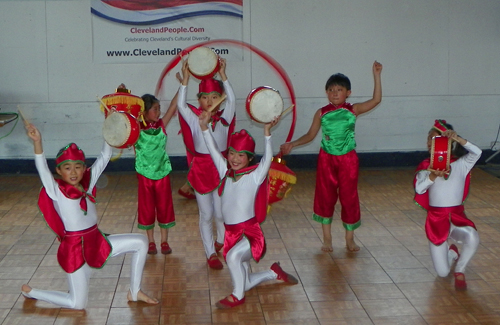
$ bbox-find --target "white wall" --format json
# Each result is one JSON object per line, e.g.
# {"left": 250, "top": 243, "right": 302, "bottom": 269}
{"left": 1, "top": 0, "right": 500, "bottom": 160}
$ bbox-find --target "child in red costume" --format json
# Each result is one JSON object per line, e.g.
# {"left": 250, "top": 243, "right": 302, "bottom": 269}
{"left": 414, "top": 120, "right": 481, "bottom": 290}
{"left": 22, "top": 123, "right": 158, "bottom": 309}
{"left": 280, "top": 61, "right": 382, "bottom": 252}
{"left": 177, "top": 58, "right": 235, "bottom": 269}
{"left": 199, "top": 111, "right": 298, "bottom": 309}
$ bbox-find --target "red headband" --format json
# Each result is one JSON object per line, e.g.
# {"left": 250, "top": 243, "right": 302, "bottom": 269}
{"left": 432, "top": 119, "right": 449, "bottom": 133}
{"left": 199, "top": 78, "right": 222, "bottom": 95}
{"left": 229, "top": 129, "right": 255, "bottom": 155}
{"left": 56, "top": 143, "right": 85, "bottom": 167}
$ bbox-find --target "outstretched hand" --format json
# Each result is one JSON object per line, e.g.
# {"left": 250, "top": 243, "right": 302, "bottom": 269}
{"left": 373, "top": 61, "right": 383, "bottom": 76}
{"left": 280, "top": 142, "right": 293, "bottom": 155}
{"left": 264, "top": 116, "right": 280, "bottom": 136}
{"left": 181, "top": 60, "right": 190, "bottom": 85}
{"left": 25, "top": 123, "right": 41, "bottom": 142}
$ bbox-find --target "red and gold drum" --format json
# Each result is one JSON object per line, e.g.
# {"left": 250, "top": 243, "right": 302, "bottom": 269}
{"left": 430, "top": 136, "right": 451, "bottom": 171}
{"left": 100, "top": 88, "right": 144, "bottom": 148}
{"left": 187, "top": 47, "right": 220, "bottom": 80}
{"left": 246, "top": 86, "right": 284, "bottom": 124}
{"left": 102, "top": 111, "right": 140, "bottom": 149}
{"left": 268, "top": 156, "right": 296, "bottom": 206}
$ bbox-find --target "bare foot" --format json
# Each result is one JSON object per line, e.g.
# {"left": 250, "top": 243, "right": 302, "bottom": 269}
{"left": 345, "top": 230, "right": 360, "bottom": 252}
{"left": 127, "top": 290, "right": 159, "bottom": 304}
{"left": 21, "top": 284, "right": 32, "bottom": 294}
{"left": 321, "top": 242, "right": 333, "bottom": 252}
{"left": 346, "top": 238, "right": 360, "bottom": 252}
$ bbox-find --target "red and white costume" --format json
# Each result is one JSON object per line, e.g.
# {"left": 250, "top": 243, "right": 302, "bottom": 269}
{"left": 177, "top": 79, "right": 235, "bottom": 258}
{"left": 414, "top": 140, "right": 481, "bottom": 277}
{"left": 25, "top": 142, "right": 149, "bottom": 309}
{"left": 203, "top": 129, "right": 278, "bottom": 300}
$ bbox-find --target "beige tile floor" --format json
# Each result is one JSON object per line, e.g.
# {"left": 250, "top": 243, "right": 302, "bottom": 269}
{"left": 0, "top": 167, "right": 500, "bottom": 324}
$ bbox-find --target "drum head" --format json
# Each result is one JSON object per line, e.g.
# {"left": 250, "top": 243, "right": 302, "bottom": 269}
{"left": 103, "top": 112, "right": 133, "bottom": 148}
{"left": 188, "top": 47, "right": 219, "bottom": 79}
{"left": 246, "top": 87, "right": 284, "bottom": 123}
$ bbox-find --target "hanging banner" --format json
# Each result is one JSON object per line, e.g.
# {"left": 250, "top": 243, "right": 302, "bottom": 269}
{"left": 91, "top": 0, "right": 243, "bottom": 64}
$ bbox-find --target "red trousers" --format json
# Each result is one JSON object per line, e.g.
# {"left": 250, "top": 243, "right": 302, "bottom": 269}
{"left": 137, "top": 173, "right": 175, "bottom": 229}
{"left": 313, "top": 149, "right": 360, "bottom": 230}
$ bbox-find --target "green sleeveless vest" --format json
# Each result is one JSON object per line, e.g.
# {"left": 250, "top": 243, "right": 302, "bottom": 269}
{"left": 320, "top": 109, "right": 356, "bottom": 156}
{"left": 135, "top": 127, "right": 172, "bottom": 180}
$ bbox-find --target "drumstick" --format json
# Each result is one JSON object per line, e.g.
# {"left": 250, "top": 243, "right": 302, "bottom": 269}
{"left": 207, "top": 94, "right": 227, "bottom": 112}
{"left": 96, "top": 96, "right": 111, "bottom": 113}
{"left": 280, "top": 104, "right": 294, "bottom": 117}
{"left": 17, "top": 105, "right": 29, "bottom": 126}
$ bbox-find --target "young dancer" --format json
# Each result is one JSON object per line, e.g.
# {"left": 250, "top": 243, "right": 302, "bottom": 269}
{"left": 280, "top": 61, "right": 382, "bottom": 252}
{"left": 22, "top": 123, "right": 158, "bottom": 309}
{"left": 414, "top": 120, "right": 481, "bottom": 289}
{"left": 134, "top": 88, "right": 177, "bottom": 255}
{"left": 199, "top": 111, "right": 299, "bottom": 308}
{"left": 178, "top": 58, "right": 235, "bottom": 269}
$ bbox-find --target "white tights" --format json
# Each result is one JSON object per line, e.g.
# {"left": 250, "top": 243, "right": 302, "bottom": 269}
{"left": 429, "top": 224, "right": 480, "bottom": 277}
{"left": 195, "top": 191, "right": 225, "bottom": 258}
{"left": 23, "top": 233, "right": 148, "bottom": 309}
{"left": 226, "top": 238, "right": 277, "bottom": 300}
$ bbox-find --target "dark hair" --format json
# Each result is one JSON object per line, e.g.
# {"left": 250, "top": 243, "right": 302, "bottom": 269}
{"left": 325, "top": 73, "right": 351, "bottom": 91}
{"left": 141, "top": 94, "right": 159, "bottom": 112}
{"left": 247, "top": 153, "right": 256, "bottom": 166}
{"left": 431, "top": 122, "right": 468, "bottom": 159}
{"left": 197, "top": 80, "right": 224, "bottom": 99}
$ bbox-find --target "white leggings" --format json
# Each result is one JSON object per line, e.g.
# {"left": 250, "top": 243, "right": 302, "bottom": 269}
{"left": 24, "top": 233, "right": 148, "bottom": 309}
{"left": 226, "top": 237, "right": 277, "bottom": 300}
{"left": 429, "top": 224, "right": 480, "bottom": 277}
{"left": 195, "top": 191, "right": 225, "bottom": 258}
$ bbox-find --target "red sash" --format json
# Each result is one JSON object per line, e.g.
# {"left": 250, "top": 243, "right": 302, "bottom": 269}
{"left": 223, "top": 217, "right": 266, "bottom": 262}
{"left": 58, "top": 225, "right": 112, "bottom": 273}
{"left": 425, "top": 206, "right": 476, "bottom": 245}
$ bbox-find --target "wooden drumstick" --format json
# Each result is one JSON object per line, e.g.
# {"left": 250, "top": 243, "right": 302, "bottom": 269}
{"left": 280, "top": 104, "right": 294, "bottom": 117}
{"left": 207, "top": 94, "right": 227, "bottom": 112}
{"left": 17, "top": 105, "right": 29, "bottom": 126}
{"left": 96, "top": 96, "right": 111, "bottom": 113}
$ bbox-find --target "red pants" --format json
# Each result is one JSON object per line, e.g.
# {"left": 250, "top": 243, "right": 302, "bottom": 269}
{"left": 313, "top": 149, "right": 360, "bottom": 230}
{"left": 137, "top": 173, "right": 175, "bottom": 229}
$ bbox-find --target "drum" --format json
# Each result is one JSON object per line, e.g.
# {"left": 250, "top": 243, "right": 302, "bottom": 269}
{"left": 268, "top": 156, "right": 296, "bottom": 206}
{"left": 187, "top": 47, "right": 220, "bottom": 79}
{"left": 246, "top": 86, "right": 284, "bottom": 124}
{"left": 100, "top": 91, "right": 144, "bottom": 119}
{"left": 430, "top": 136, "right": 451, "bottom": 171}
{"left": 102, "top": 111, "right": 140, "bottom": 149}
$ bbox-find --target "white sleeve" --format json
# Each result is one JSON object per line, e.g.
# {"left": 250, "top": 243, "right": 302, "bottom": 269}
{"left": 34, "top": 153, "right": 59, "bottom": 200}
{"left": 252, "top": 136, "right": 273, "bottom": 185}
{"left": 177, "top": 85, "right": 198, "bottom": 125}
{"left": 221, "top": 80, "right": 235, "bottom": 121}
{"left": 89, "top": 142, "right": 112, "bottom": 190}
{"left": 415, "top": 170, "right": 433, "bottom": 194}
{"left": 461, "top": 141, "right": 482, "bottom": 173}
{"left": 202, "top": 129, "right": 228, "bottom": 178}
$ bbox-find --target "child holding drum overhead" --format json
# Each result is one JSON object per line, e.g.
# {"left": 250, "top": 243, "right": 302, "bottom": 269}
{"left": 178, "top": 58, "right": 235, "bottom": 269}
{"left": 120, "top": 82, "right": 178, "bottom": 255}
{"left": 22, "top": 123, "right": 158, "bottom": 309}
{"left": 414, "top": 120, "right": 481, "bottom": 290}
{"left": 280, "top": 61, "right": 383, "bottom": 252}
{"left": 198, "top": 111, "right": 298, "bottom": 308}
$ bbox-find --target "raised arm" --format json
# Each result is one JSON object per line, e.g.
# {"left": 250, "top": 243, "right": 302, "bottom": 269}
{"left": 199, "top": 111, "right": 227, "bottom": 177}
{"left": 353, "top": 61, "right": 382, "bottom": 115}
{"left": 280, "top": 109, "right": 322, "bottom": 155}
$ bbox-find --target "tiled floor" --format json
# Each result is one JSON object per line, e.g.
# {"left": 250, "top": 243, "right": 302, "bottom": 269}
{"left": 1, "top": 167, "right": 500, "bottom": 324}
